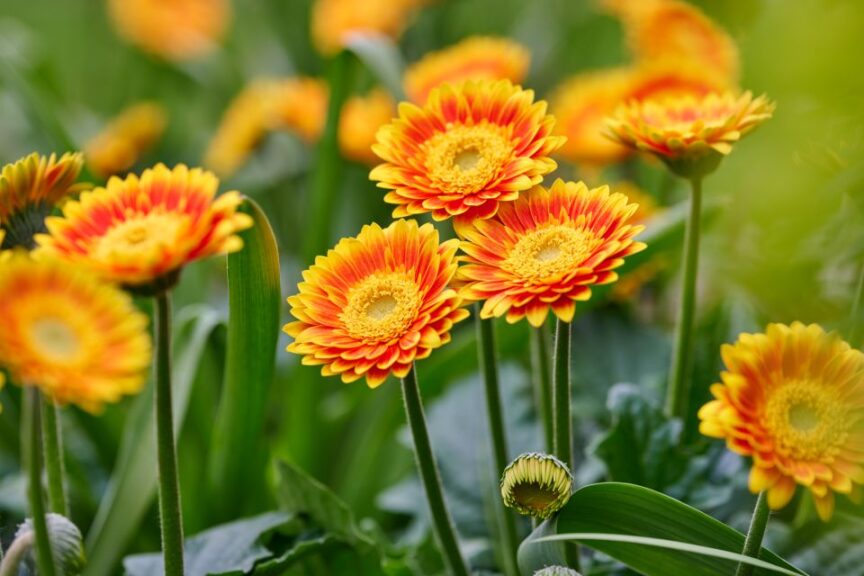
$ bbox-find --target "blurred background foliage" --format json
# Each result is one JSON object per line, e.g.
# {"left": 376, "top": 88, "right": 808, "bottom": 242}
{"left": 0, "top": 0, "right": 863, "bottom": 574}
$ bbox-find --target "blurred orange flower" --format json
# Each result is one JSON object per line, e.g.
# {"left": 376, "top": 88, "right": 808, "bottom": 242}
{"left": 456, "top": 180, "right": 645, "bottom": 327}
{"left": 371, "top": 79, "right": 564, "bottom": 222}
{"left": 404, "top": 36, "right": 531, "bottom": 104}
{"left": 272, "top": 78, "right": 329, "bottom": 142}
{"left": 86, "top": 102, "right": 167, "bottom": 179}
{"left": 311, "top": 0, "right": 419, "bottom": 56}
{"left": 339, "top": 88, "right": 397, "bottom": 165}
{"left": 605, "top": 91, "right": 774, "bottom": 176}
{"left": 699, "top": 322, "right": 864, "bottom": 521}
{"left": 108, "top": 0, "right": 230, "bottom": 60}
{"left": 285, "top": 219, "right": 469, "bottom": 388}
{"left": 0, "top": 254, "right": 151, "bottom": 413}
{"left": 36, "top": 164, "right": 252, "bottom": 290}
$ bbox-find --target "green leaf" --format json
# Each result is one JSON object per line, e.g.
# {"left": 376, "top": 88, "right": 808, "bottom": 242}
{"left": 123, "top": 511, "right": 292, "bottom": 576}
{"left": 520, "top": 482, "right": 807, "bottom": 576}
{"left": 274, "top": 460, "right": 372, "bottom": 548}
{"left": 782, "top": 513, "right": 864, "bottom": 576}
{"left": 83, "top": 306, "right": 225, "bottom": 576}
{"left": 207, "top": 198, "right": 282, "bottom": 522}
{"left": 252, "top": 534, "right": 337, "bottom": 576}
{"left": 344, "top": 33, "right": 407, "bottom": 101}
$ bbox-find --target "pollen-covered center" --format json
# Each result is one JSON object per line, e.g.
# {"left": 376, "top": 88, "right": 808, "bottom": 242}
{"left": 505, "top": 225, "right": 600, "bottom": 282}
{"left": 764, "top": 381, "right": 848, "bottom": 461}
{"left": 424, "top": 122, "right": 513, "bottom": 195}
{"left": 510, "top": 482, "right": 559, "bottom": 514}
{"left": 29, "top": 317, "right": 81, "bottom": 363}
{"left": 93, "top": 213, "right": 186, "bottom": 260}
{"left": 341, "top": 272, "right": 422, "bottom": 342}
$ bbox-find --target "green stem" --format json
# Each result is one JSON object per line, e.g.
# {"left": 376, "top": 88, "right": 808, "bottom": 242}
{"left": 302, "top": 50, "right": 352, "bottom": 264}
{"left": 23, "top": 388, "right": 57, "bottom": 576}
{"left": 552, "top": 319, "right": 572, "bottom": 466}
{"left": 401, "top": 366, "right": 470, "bottom": 576}
{"left": 849, "top": 260, "right": 864, "bottom": 345}
{"left": 41, "top": 398, "right": 68, "bottom": 516}
{"left": 530, "top": 324, "right": 554, "bottom": 453}
{"left": 665, "top": 177, "right": 703, "bottom": 420}
{"left": 475, "top": 312, "right": 519, "bottom": 576}
{"left": 734, "top": 492, "right": 771, "bottom": 576}
{"left": 154, "top": 291, "right": 185, "bottom": 576}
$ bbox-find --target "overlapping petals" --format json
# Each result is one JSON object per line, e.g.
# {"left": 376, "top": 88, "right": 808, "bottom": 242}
{"left": 0, "top": 152, "right": 84, "bottom": 225}
{"left": 699, "top": 323, "right": 864, "bottom": 521}
{"left": 404, "top": 36, "right": 530, "bottom": 104}
{"left": 338, "top": 88, "right": 397, "bottom": 165}
{"left": 0, "top": 254, "right": 151, "bottom": 412}
{"left": 284, "top": 219, "right": 469, "bottom": 388}
{"left": 35, "top": 164, "right": 253, "bottom": 287}
{"left": 456, "top": 179, "right": 646, "bottom": 327}
{"left": 371, "top": 79, "right": 565, "bottom": 222}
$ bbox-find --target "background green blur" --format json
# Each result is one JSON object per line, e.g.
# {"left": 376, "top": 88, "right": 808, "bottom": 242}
{"left": 0, "top": 1, "right": 863, "bottom": 574}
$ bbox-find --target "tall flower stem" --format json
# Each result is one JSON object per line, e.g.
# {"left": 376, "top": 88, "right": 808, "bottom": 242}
{"left": 734, "top": 491, "right": 770, "bottom": 576}
{"left": 665, "top": 177, "right": 703, "bottom": 420}
{"left": 154, "top": 291, "right": 185, "bottom": 576}
{"left": 23, "top": 388, "right": 57, "bottom": 576}
{"left": 401, "top": 366, "right": 470, "bottom": 576}
{"left": 475, "top": 312, "right": 519, "bottom": 576}
{"left": 530, "top": 324, "right": 554, "bottom": 452}
{"left": 41, "top": 399, "right": 68, "bottom": 516}
{"left": 552, "top": 319, "right": 572, "bottom": 466}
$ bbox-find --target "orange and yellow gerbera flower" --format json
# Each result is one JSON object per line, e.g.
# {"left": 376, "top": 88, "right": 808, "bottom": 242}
{"left": 108, "top": 0, "right": 230, "bottom": 60}
{"left": 311, "top": 0, "right": 419, "bottom": 56}
{"left": 339, "top": 88, "right": 397, "bottom": 165}
{"left": 607, "top": 181, "right": 664, "bottom": 301}
{"left": 0, "top": 254, "right": 151, "bottom": 412}
{"left": 404, "top": 36, "right": 531, "bottom": 104}
{"left": 35, "top": 164, "right": 253, "bottom": 290}
{"left": 371, "top": 79, "right": 565, "bottom": 222}
{"left": 605, "top": 91, "right": 774, "bottom": 177}
{"left": 285, "top": 219, "right": 469, "bottom": 388}
{"left": 1, "top": 152, "right": 85, "bottom": 249}
{"left": 456, "top": 179, "right": 646, "bottom": 327}
{"left": 272, "top": 78, "right": 329, "bottom": 142}
{"left": 699, "top": 322, "right": 864, "bottom": 521}
{"left": 86, "top": 102, "right": 167, "bottom": 179}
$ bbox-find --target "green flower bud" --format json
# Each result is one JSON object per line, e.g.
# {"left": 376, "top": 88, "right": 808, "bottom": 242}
{"left": 14, "top": 513, "right": 86, "bottom": 575}
{"left": 534, "top": 566, "right": 582, "bottom": 576}
{"left": 500, "top": 452, "right": 572, "bottom": 519}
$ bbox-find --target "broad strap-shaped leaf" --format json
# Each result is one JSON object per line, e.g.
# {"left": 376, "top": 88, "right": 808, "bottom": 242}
{"left": 344, "top": 33, "right": 407, "bottom": 101}
{"left": 84, "top": 307, "right": 225, "bottom": 576}
{"left": 207, "top": 197, "right": 281, "bottom": 522}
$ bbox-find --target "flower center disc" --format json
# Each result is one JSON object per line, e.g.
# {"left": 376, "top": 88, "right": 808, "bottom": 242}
{"left": 764, "top": 381, "right": 847, "bottom": 461}
{"left": 511, "top": 482, "right": 557, "bottom": 514}
{"left": 341, "top": 273, "right": 421, "bottom": 342}
{"left": 93, "top": 213, "right": 186, "bottom": 260}
{"left": 30, "top": 317, "right": 81, "bottom": 363}
{"left": 424, "top": 123, "right": 512, "bottom": 195}
{"left": 505, "top": 225, "right": 598, "bottom": 282}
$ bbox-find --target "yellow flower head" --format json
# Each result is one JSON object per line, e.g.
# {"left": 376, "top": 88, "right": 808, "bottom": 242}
{"left": 339, "top": 88, "right": 397, "bottom": 165}
{"left": 36, "top": 164, "right": 253, "bottom": 291}
{"left": 699, "top": 322, "right": 864, "bottom": 521}
{"left": 204, "top": 78, "right": 328, "bottom": 178}
{"left": 604, "top": 0, "right": 739, "bottom": 88}
{"left": 404, "top": 36, "right": 531, "bottom": 104}
{"left": 86, "top": 102, "right": 167, "bottom": 179}
{"left": 1, "top": 152, "right": 84, "bottom": 249}
{"left": 605, "top": 91, "right": 775, "bottom": 177}
{"left": 0, "top": 253, "right": 151, "bottom": 413}
{"left": 285, "top": 219, "right": 470, "bottom": 388}
{"left": 371, "top": 79, "right": 565, "bottom": 222}
{"left": 501, "top": 452, "right": 573, "bottom": 519}
{"left": 456, "top": 180, "right": 646, "bottom": 327}
{"left": 312, "top": 0, "right": 419, "bottom": 56}
{"left": 108, "top": 0, "right": 230, "bottom": 60}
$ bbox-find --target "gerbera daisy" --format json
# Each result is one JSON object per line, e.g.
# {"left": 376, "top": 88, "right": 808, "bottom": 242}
{"left": 500, "top": 452, "right": 572, "bottom": 519}
{"left": 404, "top": 36, "right": 530, "bottom": 104}
{"left": 35, "top": 163, "right": 253, "bottom": 291}
{"left": 605, "top": 91, "right": 775, "bottom": 178}
{"left": 0, "top": 254, "right": 151, "bottom": 413}
{"left": 456, "top": 179, "right": 645, "bottom": 327}
{"left": 284, "top": 219, "right": 469, "bottom": 387}
{"left": 699, "top": 322, "right": 864, "bottom": 521}
{"left": 371, "top": 79, "right": 565, "bottom": 222}
{"left": 86, "top": 102, "right": 167, "bottom": 179}
{"left": 311, "top": 0, "right": 419, "bottom": 56}
{"left": 338, "top": 88, "right": 397, "bottom": 165}
{"left": 271, "top": 77, "right": 329, "bottom": 142}
{"left": 107, "top": 0, "right": 230, "bottom": 60}
{"left": 0, "top": 152, "right": 84, "bottom": 250}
